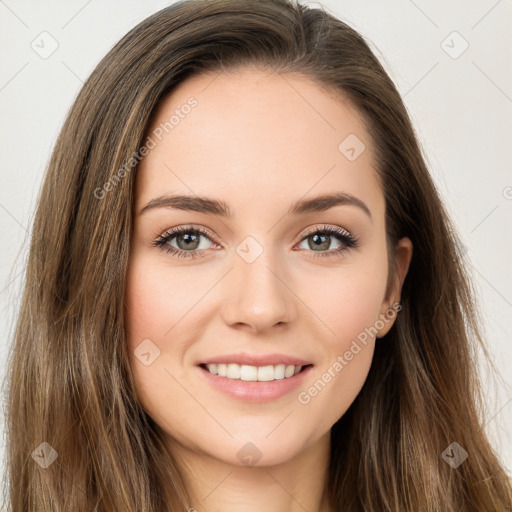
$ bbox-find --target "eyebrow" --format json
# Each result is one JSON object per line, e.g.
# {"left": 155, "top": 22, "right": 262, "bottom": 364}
{"left": 138, "top": 192, "right": 372, "bottom": 220}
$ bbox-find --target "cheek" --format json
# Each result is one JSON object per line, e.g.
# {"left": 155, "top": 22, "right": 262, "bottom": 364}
{"left": 299, "top": 254, "right": 388, "bottom": 345}
{"left": 292, "top": 254, "right": 388, "bottom": 422}
{"left": 124, "top": 257, "right": 191, "bottom": 424}
{"left": 124, "top": 256, "right": 179, "bottom": 385}
{"left": 125, "top": 270, "right": 164, "bottom": 347}
{"left": 125, "top": 255, "right": 200, "bottom": 345}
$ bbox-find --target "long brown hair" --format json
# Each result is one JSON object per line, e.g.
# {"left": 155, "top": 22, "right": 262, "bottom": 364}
{"left": 2, "top": 0, "right": 511, "bottom": 510}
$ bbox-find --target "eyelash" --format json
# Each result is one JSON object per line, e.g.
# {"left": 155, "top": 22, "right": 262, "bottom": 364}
{"left": 152, "top": 224, "right": 359, "bottom": 260}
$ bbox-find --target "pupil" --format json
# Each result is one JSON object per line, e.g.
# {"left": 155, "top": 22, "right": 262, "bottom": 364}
{"left": 310, "top": 233, "right": 329, "bottom": 250}
{"left": 179, "top": 232, "right": 199, "bottom": 250}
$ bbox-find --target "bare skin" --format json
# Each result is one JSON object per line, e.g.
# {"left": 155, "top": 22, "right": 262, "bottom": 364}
{"left": 125, "top": 67, "right": 412, "bottom": 512}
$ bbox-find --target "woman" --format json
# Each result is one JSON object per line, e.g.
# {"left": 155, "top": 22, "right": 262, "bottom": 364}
{"left": 2, "top": 0, "right": 511, "bottom": 510}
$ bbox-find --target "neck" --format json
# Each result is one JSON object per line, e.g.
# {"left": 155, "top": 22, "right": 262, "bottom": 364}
{"left": 166, "top": 431, "right": 333, "bottom": 512}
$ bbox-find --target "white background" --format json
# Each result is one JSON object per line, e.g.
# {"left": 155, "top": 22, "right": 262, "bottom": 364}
{"left": 1, "top": 0, "right": 511, "bottom": 483}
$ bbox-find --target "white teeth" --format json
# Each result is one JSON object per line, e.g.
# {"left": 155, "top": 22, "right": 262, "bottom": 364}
{"left": 284, "top": 365, "right": 295, "bottom": 378}
{"left": 217, "top": 363, "right": 226, "bottom": 377}
{"left": 205, "top": 363, "right": 304, "bottom": 381}
{"left": 273, "top": 364, "right": 285, "bottom": 380}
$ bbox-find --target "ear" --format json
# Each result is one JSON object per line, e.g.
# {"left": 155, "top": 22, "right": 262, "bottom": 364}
{"left": 376, "top": 237, "right": 413, "bottom": 338}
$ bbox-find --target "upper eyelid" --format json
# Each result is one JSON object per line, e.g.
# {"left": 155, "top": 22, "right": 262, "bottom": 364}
{"left": 161, "top": 225, "right": 217, "bottom": 243}
{"left": 301, "top": 224, "right": 351, "bottom": 237}
{"left": 159, "top": 224, "right": 354, "bottom": 246}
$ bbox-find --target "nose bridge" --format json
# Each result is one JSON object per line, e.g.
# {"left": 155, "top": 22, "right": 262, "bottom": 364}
{"left": 220, "top": 236, "right": 296, "bottom": 331}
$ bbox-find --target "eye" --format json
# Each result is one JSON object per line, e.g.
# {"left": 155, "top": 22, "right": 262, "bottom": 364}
{"left": 152, "top": 224, "right": 359, "bottom": 260}
{"left": 295, "top": 224, "right": 359, "bottom": 259}
{"left": 153, "top": 226, "right": 218, "bottom": 260}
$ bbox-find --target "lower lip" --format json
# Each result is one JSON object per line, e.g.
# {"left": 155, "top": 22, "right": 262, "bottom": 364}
{"left": 196, "top": 364, "right": 314, "bottom": 403}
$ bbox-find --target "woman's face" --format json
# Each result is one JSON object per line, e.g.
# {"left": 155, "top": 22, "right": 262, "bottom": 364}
{"left": 125, "top": 67, "right": 411, "bottom": 468}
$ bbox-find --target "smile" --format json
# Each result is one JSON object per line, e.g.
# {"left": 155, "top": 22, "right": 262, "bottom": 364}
{"left": 201, "top": 363, "right": 311, "bottom": 381}
{"left": 197, "top": 363, "right": 314, "bottom": 403}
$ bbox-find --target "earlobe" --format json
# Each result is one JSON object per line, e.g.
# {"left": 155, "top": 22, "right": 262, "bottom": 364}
{"left": 376, "top": 237, "right": 413, "bottom": 338}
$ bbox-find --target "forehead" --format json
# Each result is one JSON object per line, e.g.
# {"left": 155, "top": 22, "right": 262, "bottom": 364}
{"left": 135, "top": 67, "right": 383, "bottom": 219}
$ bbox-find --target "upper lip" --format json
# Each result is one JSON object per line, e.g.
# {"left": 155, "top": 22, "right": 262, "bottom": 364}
{"left": 199, "top": 352, "right": 312, "bottom": 367}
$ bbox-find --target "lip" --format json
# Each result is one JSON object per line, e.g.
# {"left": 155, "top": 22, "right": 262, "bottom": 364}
{"left": 196, "top": 363, "right": 314, "bottom": 403}
{"left": 199, "top": 352, "right": 312, "bottom": 367}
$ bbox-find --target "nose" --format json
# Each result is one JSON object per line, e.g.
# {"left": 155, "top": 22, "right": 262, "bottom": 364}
{"left": 220, "top": 252, "right": 296, "bottom": 334}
